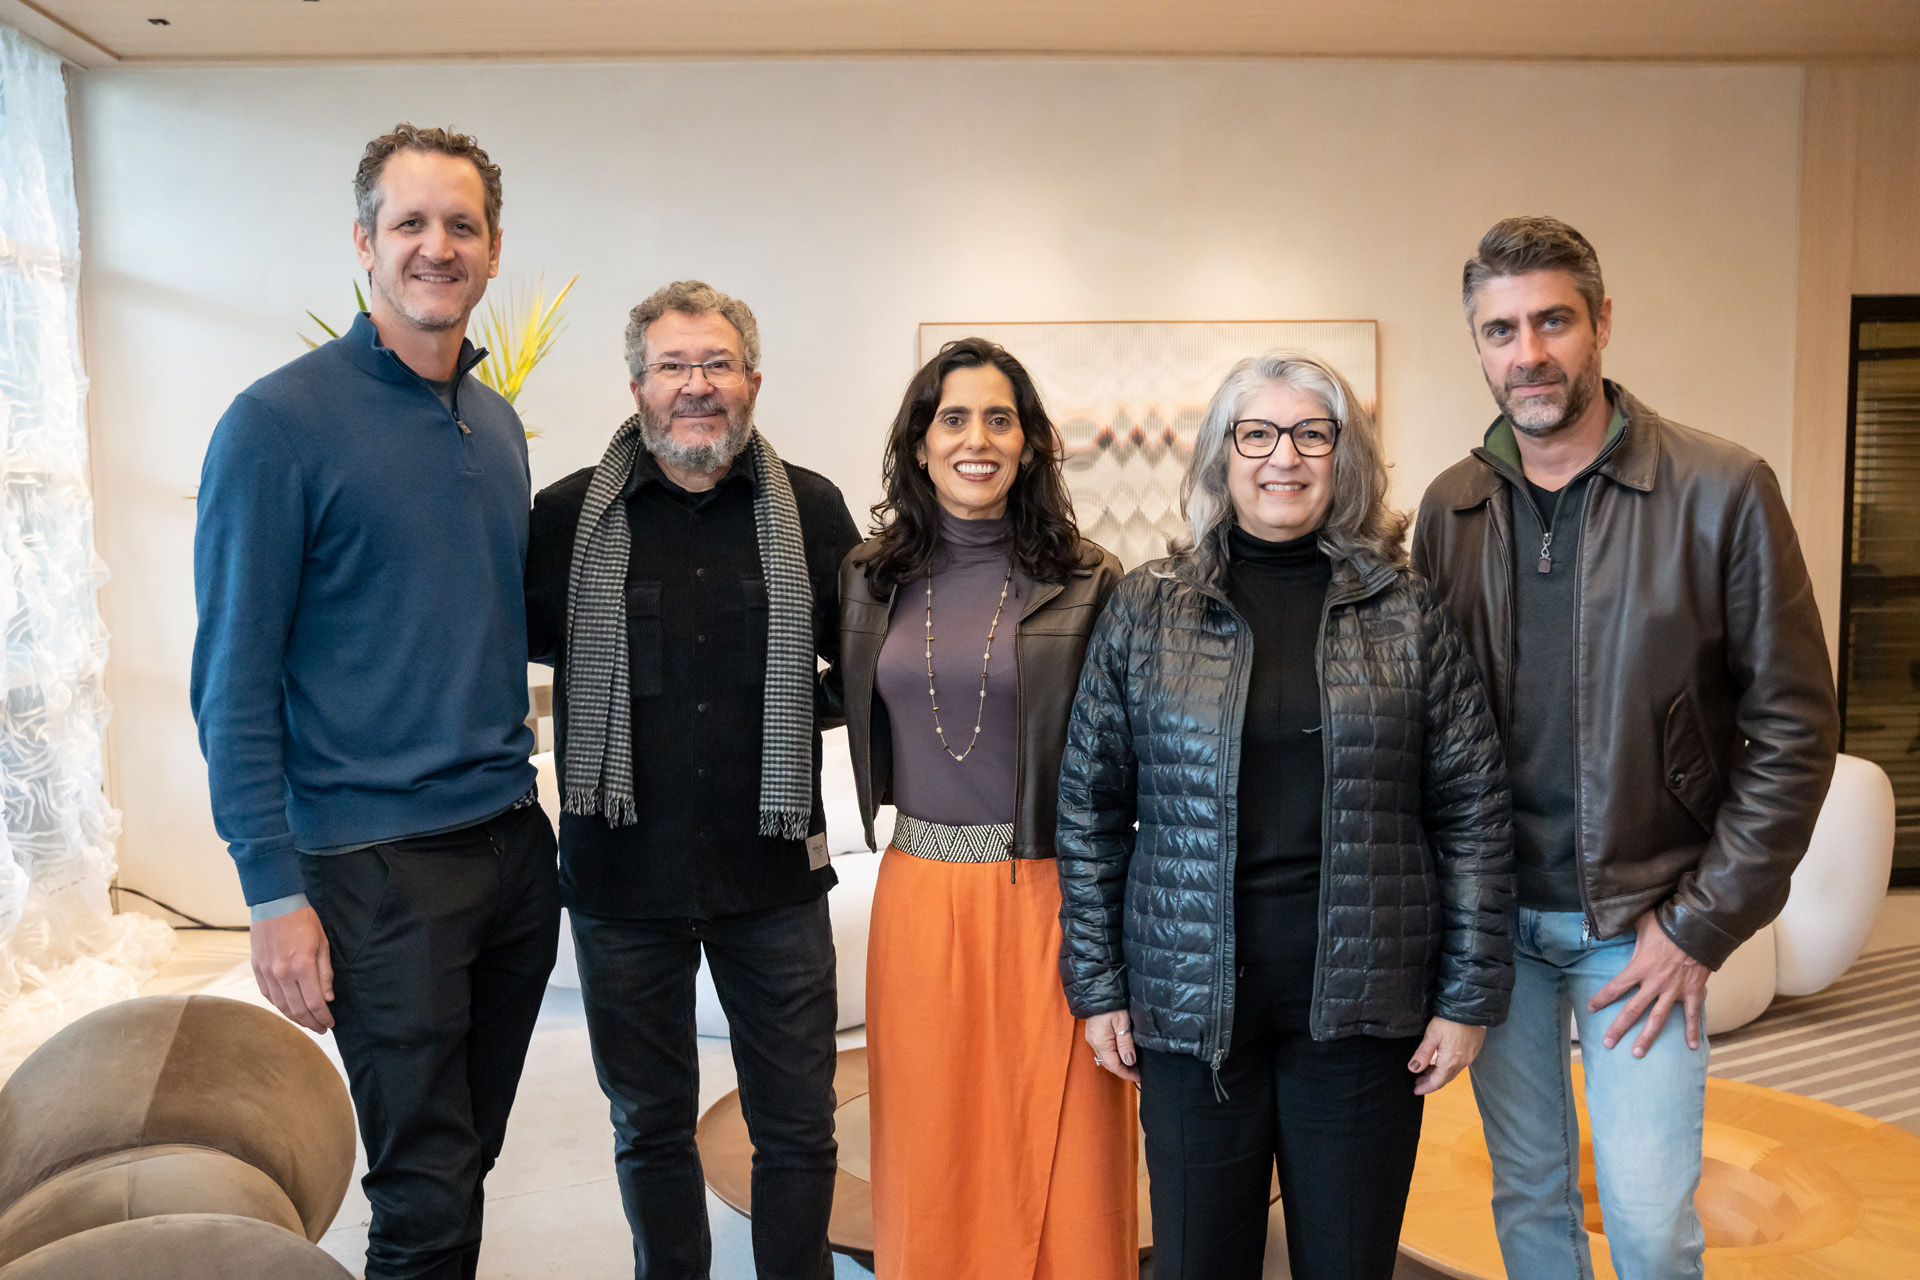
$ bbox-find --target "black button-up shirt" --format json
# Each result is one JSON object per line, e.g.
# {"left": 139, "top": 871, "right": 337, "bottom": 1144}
{"left": 527, "top": 445, "right": 861, "bottom": 919}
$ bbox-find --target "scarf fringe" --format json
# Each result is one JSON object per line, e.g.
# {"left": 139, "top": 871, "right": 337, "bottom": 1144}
{"left": 759, "top": 809, "right": 812, "bottom": 842}
{"left": 564, "top": 786, "right": 639, "bottom": 828}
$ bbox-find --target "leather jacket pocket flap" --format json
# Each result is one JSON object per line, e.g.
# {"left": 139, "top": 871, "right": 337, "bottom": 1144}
{"left": 1662, "top": 691, "right": 1722, "bottom": 832}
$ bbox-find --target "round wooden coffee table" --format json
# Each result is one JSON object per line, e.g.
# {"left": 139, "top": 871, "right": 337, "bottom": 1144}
{"left": 1401, "top": 1066, "right": 1920, "bottom": 1278}
{"left": 697, "top": 1045, "right": 1277, "bottom": 1264}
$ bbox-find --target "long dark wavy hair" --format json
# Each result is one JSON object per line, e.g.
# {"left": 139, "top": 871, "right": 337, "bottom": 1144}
{"left": 861, "top": 337, "right": 1080, "bottom": 591}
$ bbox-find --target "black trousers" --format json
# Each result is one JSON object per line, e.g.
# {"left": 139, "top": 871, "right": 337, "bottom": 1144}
{"left": 304, "top": 802, "right": 561, "bottom": 1280}
{"left": 572, "top": 895, "right": 839, "bottom": 1280}
{"left": 1138, "top": 1023, "right": 1426, "bottom": 1280}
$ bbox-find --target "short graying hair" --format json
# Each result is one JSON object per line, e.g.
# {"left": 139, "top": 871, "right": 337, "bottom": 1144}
{"left": 353, "top": 124, "right": 502, "bottom": 239}
{"left": 624, "top": 281, "right": 762, "bottom": 380}
{"left": 1462, "top": 216, "right": 1605, "bottom": 328}
{"left": 1172, "top": 351, "right": 1406, "bottom": 585}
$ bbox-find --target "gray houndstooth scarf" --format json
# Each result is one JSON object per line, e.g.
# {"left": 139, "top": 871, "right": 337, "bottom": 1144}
{"left": 563, "top": 416, "right": 816, "bottom": 839}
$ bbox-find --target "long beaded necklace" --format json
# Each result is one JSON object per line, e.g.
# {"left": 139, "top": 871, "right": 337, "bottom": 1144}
{"left": 924, "top": 557, "right": 1016, "bottom": 762}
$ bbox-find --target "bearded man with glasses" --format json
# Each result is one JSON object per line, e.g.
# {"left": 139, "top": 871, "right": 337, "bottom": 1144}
{"left": 525, "top": 280, "right": 860, "bottom": 1280}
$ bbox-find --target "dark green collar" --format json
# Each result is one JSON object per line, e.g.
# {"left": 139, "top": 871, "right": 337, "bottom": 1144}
{"left": 1483, "top": 392, "right": 1626, "bottom": 472}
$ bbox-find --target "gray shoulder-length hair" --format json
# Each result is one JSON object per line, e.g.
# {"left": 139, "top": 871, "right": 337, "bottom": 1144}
{"left": 1171, "top": 350, "right": 1408, "bottom": 585}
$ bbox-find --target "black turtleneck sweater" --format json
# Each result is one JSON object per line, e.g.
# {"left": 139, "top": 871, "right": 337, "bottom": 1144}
{"left": 1225, "top": 524, "right": 1333, "bottom": 1030}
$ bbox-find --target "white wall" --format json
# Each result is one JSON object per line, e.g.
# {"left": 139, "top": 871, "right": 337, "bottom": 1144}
{"left": 73, "top": 59, "right": 1803, "bottom": 921}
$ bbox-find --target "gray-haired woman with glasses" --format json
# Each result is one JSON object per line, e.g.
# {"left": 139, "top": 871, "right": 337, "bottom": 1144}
{"left": 1056, "top": 351, "right": 1515, "bottom": 1279}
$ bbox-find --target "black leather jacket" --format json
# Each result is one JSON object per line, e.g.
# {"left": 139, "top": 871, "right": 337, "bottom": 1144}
{"left": 1056, "top": 550, "right": 1515, "bottom": 1062}
{"left": 1412, "top": 384, "right": 1840, "bottom": 968}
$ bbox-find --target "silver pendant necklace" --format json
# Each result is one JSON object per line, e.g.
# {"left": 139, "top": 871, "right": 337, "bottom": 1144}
{"left": 924, "top": 558, "right": 1015, "bottom": 762}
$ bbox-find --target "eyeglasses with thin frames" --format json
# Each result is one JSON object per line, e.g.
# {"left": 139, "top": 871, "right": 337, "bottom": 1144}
{"left": 641, "top": 358, "right": 750, "bottom": 388}
{"left": 1230, "top": 417, "right": 1341, "bottom": 459}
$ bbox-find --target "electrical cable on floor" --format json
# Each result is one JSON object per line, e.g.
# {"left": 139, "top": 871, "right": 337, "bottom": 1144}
{"left": 111, "top": 884, "right": 250, "bottom": 932}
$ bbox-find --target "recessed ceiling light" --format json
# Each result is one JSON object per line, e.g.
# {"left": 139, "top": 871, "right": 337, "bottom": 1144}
{"left": 147, "top": 16, "right": 170, "bottom": 23}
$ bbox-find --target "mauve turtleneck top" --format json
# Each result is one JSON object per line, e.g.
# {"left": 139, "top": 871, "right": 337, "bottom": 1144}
{"left": 874, "top": 510, "right": 1031, "bottom": 826}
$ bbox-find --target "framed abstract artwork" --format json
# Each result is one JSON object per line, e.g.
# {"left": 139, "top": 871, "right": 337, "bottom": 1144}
{"left": 918, "top": 321, "right": 1378, "bottom": 567}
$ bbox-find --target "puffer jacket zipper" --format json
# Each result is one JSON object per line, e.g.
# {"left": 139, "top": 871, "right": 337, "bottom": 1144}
{"left": 1206, "top": 588, "right": 1252, "bottom": 1093}
{"left": 1307, "top": 583, "right": 1339, "bottom": 1041}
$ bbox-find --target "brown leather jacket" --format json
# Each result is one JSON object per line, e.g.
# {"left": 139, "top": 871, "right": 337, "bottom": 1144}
{"left": 1411, "top": 384, "right": 1839, "bottom": 969}
{"left": 839, "top": 536, "right": 1124, "bottom": 859}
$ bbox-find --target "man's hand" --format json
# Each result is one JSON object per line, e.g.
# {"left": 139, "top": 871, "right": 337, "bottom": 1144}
{"left": 1588, "top": 911, "right": 1709, "bottom": 1056}
{"left": 1408, "top": 1017, "right": 1486, "bottom": 1096}
{"left": 1084, "top": 1009, "right": 1141, "bottom": 1084}
{"left": 251, "top": 906, "right": 335, "bottom": 1033}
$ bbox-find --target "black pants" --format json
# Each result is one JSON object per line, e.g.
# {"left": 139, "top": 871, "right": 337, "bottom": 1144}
{"left": 304, "top": 801, "right": 561, "bottom": 1280}
{"left": 572, "top": 895, "right": 839, "bottom": 1280}
{"left": 1138, "top": 1024, "right": 1425, "bottom": 1280}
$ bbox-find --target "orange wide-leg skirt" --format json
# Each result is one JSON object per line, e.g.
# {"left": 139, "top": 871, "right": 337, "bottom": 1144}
{"left": 866, "top": 848, "right": 1137, "bottom": 1280}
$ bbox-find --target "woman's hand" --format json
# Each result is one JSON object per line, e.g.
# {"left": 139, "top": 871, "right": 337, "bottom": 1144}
{"left": 1085, "top": 1010, "right": 1141, "bottom": 1083}
{"left": 1408, "top": 1016, "right": 1485, "bottom": 1096}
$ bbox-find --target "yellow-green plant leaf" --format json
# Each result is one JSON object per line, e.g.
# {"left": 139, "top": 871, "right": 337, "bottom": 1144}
{"left": 298, "top": 280, "right": 366, "bottom": 349}
{"left": 475, "top": 273, "right": 579, "bottom": 412}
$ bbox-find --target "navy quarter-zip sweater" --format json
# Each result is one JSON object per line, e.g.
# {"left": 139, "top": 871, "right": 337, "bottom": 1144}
{"left": 192, "top": 312, "right": 537, "bottom": 906}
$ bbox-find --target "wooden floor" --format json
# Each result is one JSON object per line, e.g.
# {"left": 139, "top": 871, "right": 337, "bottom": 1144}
{"left": 1402, "top": 1065, "right": 1920, "bottom": 1279}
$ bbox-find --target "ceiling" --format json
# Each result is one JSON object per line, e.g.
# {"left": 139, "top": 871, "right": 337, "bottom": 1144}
{"left": 7, "top": 0, "right": 1919, "bottom": 68}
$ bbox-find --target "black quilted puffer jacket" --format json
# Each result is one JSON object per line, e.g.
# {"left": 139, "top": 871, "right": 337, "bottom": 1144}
{"left": 1057, "top": 551, "right": 1515, "bottom": 1066}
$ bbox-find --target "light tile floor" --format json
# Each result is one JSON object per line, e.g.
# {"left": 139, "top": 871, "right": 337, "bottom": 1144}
{"left": 143, "top": 889, "right": 1920, "bottom": 1279}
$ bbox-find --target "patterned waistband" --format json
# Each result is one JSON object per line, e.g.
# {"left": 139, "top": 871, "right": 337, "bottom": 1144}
{"left": 889, "top": 814, "right": 1014, "bottom": 864}
{"left": 509, "top": 786, "right": 541, "bottom": 812}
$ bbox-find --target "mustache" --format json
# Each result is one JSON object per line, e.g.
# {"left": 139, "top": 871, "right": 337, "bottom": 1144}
{"left": 1506, "top": 363, "right": 1567, "bottom": 393}
{"left": 672, "top": 393, "right": 726, "bottom": 416}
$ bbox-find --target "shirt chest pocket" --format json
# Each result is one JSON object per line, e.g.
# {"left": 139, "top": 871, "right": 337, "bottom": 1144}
{"left": 742, "top": 576, "right": 768, "bottom": 685}
{"left": 627, "top": 581, "right": 665, "bottom": 698}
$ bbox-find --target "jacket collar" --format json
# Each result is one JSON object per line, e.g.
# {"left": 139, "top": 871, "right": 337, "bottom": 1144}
{"left": 1170, "top": 531, "right": 1398, "bottom": 608}
{"left": 338, "top": 310, "right": 487, "bottom": 390}
{"left": 1328, "top": 554, "right": 1400, "bottom": 606}
{"left": 1453, "top": 379, "right": 1656, "bottom": 510}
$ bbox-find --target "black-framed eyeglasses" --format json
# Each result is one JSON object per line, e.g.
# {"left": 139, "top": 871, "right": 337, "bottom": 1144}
{"left": 642, "top": 358, "right": 750, "bottom": 388}
{"left": 1230, "top": 417, "right": 1341, "bottom": 459}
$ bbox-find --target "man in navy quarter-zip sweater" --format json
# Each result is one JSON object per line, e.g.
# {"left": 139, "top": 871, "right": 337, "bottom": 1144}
{"left": 192, "top": 125, "right": 557, "bottom": 1280}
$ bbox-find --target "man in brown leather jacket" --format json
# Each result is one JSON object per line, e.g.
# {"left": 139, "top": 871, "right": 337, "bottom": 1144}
{"left": 1411, "top": 216, "right": 1839, "bottom": 1280}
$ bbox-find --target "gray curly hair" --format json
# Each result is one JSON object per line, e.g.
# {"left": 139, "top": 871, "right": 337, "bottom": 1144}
{"left": 1171, "top": 351, "right": 1406, "bottom": 585}
{"left": 623, "top": 280, "right": 762, "bottom": 380}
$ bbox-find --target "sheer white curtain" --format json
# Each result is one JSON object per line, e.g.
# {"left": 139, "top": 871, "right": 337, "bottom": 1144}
{"left": 0, "top": 25, "right": 171, "bottom": 1074}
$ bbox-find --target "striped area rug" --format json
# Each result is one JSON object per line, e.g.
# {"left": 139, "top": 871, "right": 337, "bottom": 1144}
{"left": 1704, "top": 943, "right": 1920, "bottom": 1134}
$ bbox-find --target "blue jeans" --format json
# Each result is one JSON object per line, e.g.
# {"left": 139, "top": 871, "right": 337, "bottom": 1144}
{"left": 1470, "top": 908, "right": 1707, "bottom": 1280}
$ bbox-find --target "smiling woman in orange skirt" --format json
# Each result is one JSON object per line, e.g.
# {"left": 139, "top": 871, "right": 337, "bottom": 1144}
{"left": 838, "top": 337, "right": 1134, "bottom": 1279}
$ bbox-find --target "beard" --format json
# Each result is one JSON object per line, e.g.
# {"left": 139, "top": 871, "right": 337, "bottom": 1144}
{"left": 639, "top": 391, "right": 755, "bottom": 474}
{"left": 370, "top": 256, "right": 481, "bottom": 334}
{"left": 1492, "top": 347, "right": 1603, "bottom": 438}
